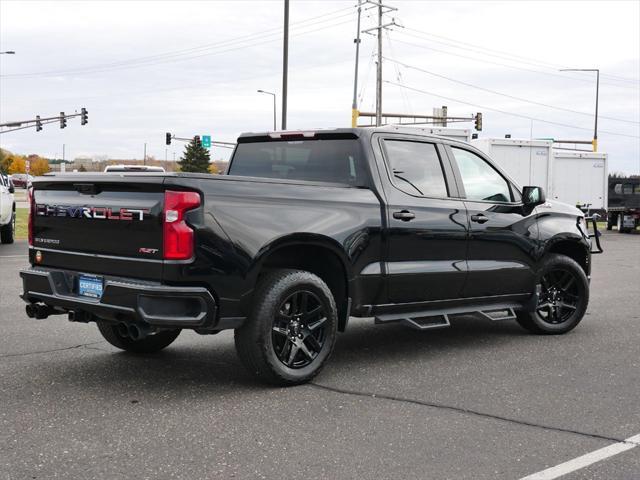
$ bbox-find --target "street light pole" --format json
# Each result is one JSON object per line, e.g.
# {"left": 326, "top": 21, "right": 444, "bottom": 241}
{"left": 257, "top": 90, "right": 277, "bottom": 131}
{"left": 560, "top": 68, "right": 600, "bottom": 151}
{"left": 281, "top": 0, "right": 289, "bottom": 130}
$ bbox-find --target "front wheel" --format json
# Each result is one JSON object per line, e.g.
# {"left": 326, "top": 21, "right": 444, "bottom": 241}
{"left": 516, "top": 254, "right": 589, "bottom": 335}
{"left": 235, "top": 269, "right": 338, "bottom": 386}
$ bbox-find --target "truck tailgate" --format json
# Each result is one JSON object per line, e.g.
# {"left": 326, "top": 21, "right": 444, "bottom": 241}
{"left": 30, "top": 175, "right": 166, "bottom": 279}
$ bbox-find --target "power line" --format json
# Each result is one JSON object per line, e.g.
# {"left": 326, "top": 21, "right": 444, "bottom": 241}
{"left": 384, "top": 80, "right": 640, "bottom": 139}
{"left": 384, "top": 57, "right": 640, "bottom": 124}
{"left": 401, "top": 26, "right": 640, "bottom": 85}
{"left": 391, "top": 35, "right": 640, "bottom": 92}
{"left": 1, "top": 6, "right": 357, "bottom": 79}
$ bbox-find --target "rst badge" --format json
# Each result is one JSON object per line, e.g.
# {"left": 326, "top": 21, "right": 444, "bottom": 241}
{"left": 35, "top": 204, "right": 149, "bottom": 221}
{"left": 139, "top": 248, "right": 159, "bottom": 255}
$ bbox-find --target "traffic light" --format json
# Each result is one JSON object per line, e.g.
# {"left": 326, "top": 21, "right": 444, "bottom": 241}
{"left": 194, "top": 135, "right": 201, "bottom": 147}
{"left": 474, "top": 112, "right": 482, "bottom": 131}
{"left": 60, "top": 112, "right": 67, "bottom": 129}
{"left": 36, "top": 115, "right": 42, "bottom": 132}
{"left": 81, "top": 107, "right": 88, "bottom": 125}
{"left": 166, "top": 132, "right": 172, "bottom": 145}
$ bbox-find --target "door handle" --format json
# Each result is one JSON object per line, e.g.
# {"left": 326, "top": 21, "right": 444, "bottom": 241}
{"left": 470, "top": 214, "right": 489, "bottom": 224}
{"left": 393, "top": 210, "right": 415, "bottom": 221}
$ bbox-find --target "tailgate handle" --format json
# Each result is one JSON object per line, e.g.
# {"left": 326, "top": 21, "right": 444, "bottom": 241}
{"left": 74, "top": 183, "right": 101, "bottom": 195}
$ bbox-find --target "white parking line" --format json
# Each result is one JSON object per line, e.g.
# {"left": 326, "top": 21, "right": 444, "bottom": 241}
{"left": 520, "top": 433, "right": 640, "bottom": 480}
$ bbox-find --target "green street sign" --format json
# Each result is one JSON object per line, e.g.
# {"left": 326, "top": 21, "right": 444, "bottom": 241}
{"left": 202, "top": 135, "right": 211, "bottom": 148}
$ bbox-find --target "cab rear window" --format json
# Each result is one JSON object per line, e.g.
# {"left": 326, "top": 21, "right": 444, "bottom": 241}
{"left": 228, "top": 139, "right": 365, "bottom": 185}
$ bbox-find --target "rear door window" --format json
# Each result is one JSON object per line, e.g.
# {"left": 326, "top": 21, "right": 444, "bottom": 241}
{"left": 382, "top": 140, "right": 449, "bottom": 198}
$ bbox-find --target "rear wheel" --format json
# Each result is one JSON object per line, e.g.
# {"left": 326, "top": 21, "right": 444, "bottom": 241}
{"left": 516, "top": 254, "right": 589, "bottom": 335}
{"left": 0, "top": 209, "right": 15, "bottom": 244}
{"left": 97, "top": 321, "right": 181, "bottom": 353}
{"left": 235, "top": 269, "right": 338, "bottom": 386}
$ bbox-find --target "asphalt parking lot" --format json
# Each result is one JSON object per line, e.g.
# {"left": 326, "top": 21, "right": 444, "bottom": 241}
{"left": 1, "top": 232, "right": 639, "bottom": 480}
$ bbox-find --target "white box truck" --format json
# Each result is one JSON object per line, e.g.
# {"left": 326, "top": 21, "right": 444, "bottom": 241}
{"left": 389, "top": 126, "right": 472, "bottom": 143}
{"left": 471, "top": 138, "right": 553, "bottom": 192}
{"left": 550, "top": 150, "right": 608, "bottom": 213}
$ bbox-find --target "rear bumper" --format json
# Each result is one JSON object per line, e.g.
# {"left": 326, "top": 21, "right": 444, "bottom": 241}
{"left": 20, "top": 267, "right": 228, "bottom": 331}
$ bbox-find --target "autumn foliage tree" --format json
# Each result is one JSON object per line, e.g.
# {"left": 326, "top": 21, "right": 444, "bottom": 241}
{"left": 29, "top": 157, "right": 51, "bottom": 176}
{"left": 8, "top": 156, "right": 26, "bottom": 174}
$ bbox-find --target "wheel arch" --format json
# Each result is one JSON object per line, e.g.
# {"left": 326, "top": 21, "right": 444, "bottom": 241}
{"left": 544, "top": 237, "right": 590, "bottom": 276}
{"left": 249, "top": 234, "right": 353, "bottom": 332}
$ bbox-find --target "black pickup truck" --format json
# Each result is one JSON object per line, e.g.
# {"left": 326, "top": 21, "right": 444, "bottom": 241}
{"left": 20, "top": 127, "right": 602, "bottom": 385}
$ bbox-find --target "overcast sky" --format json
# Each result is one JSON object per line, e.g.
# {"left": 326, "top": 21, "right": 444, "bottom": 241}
{"left": 1, "top": 0, "right": 638, "bottom": 173}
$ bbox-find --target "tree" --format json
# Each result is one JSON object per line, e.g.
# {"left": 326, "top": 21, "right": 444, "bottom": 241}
{"left": 30, "top": 157, "right": 51, "bottom": 176}
{"left": 178, "top": 138, "right": 211, "bottom": 173}
{"left": 8, "top": 156, "right": 26, "bottom": 174}
{"left": 78, "top": 164, "right": 87, "bottom": 172}
{"left": 208, "top": 163, "right": 220, "bottom": 174}
{"left": 0, "top": 149, "right": 11, "bottom": 174}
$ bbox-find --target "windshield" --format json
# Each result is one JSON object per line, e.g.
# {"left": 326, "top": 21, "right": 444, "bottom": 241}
{"left": 228, "top": 139, "right": 365, "bottom": 185}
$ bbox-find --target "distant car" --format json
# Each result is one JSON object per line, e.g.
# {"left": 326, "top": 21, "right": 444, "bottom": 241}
{"left": 104, "top": 165, "right": 166, "bottom": 173}
{"left": 0, "top": 173, "right": 16, "bottom": 243}
{"left": 10, "top": 173, "right": 33, "bottom": 189}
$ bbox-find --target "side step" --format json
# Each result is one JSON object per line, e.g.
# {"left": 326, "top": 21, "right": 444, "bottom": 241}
{"left": 374, "top": 305, "right": 518, "bottom": 331}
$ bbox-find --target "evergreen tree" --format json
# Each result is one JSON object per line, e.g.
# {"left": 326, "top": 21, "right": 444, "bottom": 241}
{"left": 178, "top": 138, "right": 211, "bottom": 173}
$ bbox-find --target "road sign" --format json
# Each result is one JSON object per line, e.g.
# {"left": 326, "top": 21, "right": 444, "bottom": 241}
{"left": 202, "top": 135, "right": 211, "bottom": 149}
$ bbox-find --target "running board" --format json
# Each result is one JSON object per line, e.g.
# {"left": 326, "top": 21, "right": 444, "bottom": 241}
{"left": 374, "top": 303, "right": 519, "bottom": 331}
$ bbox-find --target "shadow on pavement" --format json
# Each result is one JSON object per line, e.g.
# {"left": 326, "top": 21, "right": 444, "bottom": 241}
{"left": 11, "top": 315, "right": 531, "bottom": 397}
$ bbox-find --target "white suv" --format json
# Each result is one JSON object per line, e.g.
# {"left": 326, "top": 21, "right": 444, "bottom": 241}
{"left": 0, "top": 173, "right": 16, "bottom": 244}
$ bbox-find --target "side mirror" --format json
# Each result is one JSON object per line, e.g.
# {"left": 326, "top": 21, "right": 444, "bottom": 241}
{"left": 522, "top": 186, "right": 545, "bottom": 206}
{"left": 9, "top": 184, "right": 15, "bottom": 194}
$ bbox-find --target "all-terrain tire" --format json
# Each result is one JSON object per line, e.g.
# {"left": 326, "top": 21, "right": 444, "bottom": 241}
{"left": 97, "top": 321, "right": 181, "bottom": 353}
{"left": 516, "top": 254, "right": 589, "bottom": 335}
{"left": 235, "top": 269, "right": 338, "bottom": 386}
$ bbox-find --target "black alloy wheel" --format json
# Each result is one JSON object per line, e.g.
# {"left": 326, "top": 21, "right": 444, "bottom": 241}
{"left": 536, "top": 268, "right": 580, "bottom": 325}
{"left": 516, "top": 254, "right": 589, "bottom": 335}
{"left": 271, "top": 290, "right": 328, "bottom": 369}
{"left": 234, "top": 269, "right": 338, "bottom": 386}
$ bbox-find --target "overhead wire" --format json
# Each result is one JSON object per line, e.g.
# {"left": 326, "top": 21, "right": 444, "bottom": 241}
{"left": 401, "top": 26, "right": 640, "bottom": 85}
{"left": 384, "top": 30, "right": 412, "bottom": 115}
{"left": 384, "top": 57, "right": 640, "bottom": 124}
{"left": 384, "top": 80, "right": 640, "bottom": 139}
{"left": 391, "top": 35, "right": 640, "bottom": 92}
{"left": 1, "top": 6, "right": 357, "bottom": 79}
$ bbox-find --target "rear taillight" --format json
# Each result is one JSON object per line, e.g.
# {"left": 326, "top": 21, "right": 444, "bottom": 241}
{"left": 163, "top": 190, "right": 200, "bottom": 260}
{"left": 27, "top": 188, "right": 34, "bottom": 246}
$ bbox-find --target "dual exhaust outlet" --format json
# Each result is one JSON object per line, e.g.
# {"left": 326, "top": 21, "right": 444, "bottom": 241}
{"left": 26, "top": 303, "right": 153, "bottom": 340}
{"left": 116, "top": 322, "right": 153, "bottom": 341}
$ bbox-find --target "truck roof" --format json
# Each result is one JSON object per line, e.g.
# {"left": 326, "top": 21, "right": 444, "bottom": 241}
{"left": 237, "top": 126, "right": 472, "bottom": 147}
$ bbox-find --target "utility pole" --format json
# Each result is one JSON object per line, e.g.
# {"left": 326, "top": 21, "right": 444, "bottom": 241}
{"left": 62, "top": 144, "right": 66, "bottom": 162}
{"left": 143, "top": 142, "right": 147, "bottom": 165}
{"left": 560, "top": 68, "right": 600, "bottom": 151}
{"left": 361, "top": 1, "right": 398, "bottom": 127}
{"left": 351, "top": 1, "right": 363, "bottom": 127}
{"left": 281, "top": 0, "right": 289, "bottom": 130}
{"left": 375, "top": 1, "right": 383, "bottom": 127}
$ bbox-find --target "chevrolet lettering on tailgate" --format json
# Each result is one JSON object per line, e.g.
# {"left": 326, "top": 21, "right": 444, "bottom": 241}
{"left": 35, "top": 204, "right": 149, "bottom": 221}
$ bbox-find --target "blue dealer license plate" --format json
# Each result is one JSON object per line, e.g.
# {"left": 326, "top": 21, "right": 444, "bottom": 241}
{"left": 78, "top": 275, "right": 104, "bottom": 299}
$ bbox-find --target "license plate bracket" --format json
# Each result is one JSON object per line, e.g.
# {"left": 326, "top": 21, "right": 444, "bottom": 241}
{"left": 78, "top": 274, "right": 104, "bottom": 299}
